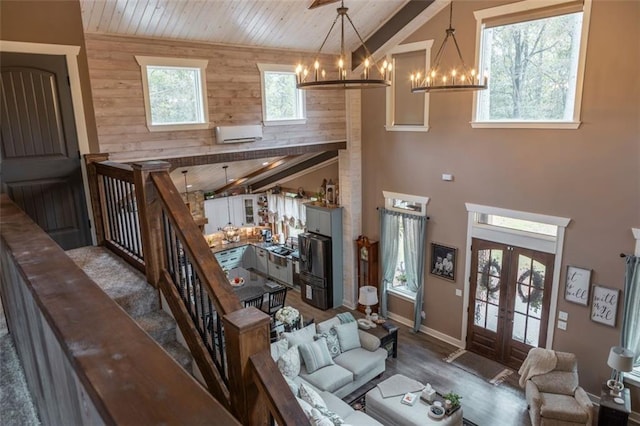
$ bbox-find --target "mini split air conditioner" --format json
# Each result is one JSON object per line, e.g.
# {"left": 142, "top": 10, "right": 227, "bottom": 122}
{"left": 215, "top": 125, "right": 263, "bottom": 144}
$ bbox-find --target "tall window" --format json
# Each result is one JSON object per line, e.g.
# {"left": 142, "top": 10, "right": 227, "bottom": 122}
{"left": 385, "top": 41, "right": 433, "bottom": 132}
{"left": 472, "top": 0, "right": 592, "bottom": 129}
{"left": 257, "top": 64, "right": 306, "bottom": 126}
{"left": 135, "top": 56, "right": 209, "bottom": 132}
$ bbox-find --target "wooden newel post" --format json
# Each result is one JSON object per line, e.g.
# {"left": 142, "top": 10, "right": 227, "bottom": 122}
{"left": 223, "top": 307, "right": 271, "bottom": 425}
{"left": 84, "top": 153, "right": 110, "bottom": 245}
{"left": 132, "top": 161, "right": 171, "bottom": 288}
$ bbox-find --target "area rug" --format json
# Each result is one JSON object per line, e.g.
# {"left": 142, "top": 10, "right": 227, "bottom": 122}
{"left": 444, "top": 349, "right": 514, "bottom": 386}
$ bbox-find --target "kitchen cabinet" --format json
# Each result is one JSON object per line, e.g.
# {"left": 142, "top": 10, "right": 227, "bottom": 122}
{"left": 255, "top": 247, "right": 269, "bottom": 275}
{"left": 204, "top": 195, "right": 261, "bottom": 234}
{"left": 214, "top": 245, "right": 247, "bottom": 271}
{"left": 267, "top": 257, "right": 293, "bottom": 286}
{"left": 306, "top": 206, "right": 332, "bottom": 236}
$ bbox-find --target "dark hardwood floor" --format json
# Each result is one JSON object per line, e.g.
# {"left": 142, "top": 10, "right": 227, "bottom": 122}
{"left": 285, "top": 288, "right": 532, "bottom": 426}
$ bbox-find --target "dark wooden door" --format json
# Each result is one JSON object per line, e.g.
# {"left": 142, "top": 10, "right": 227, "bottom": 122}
{"left": 467, "top": 238, "right": 554, "bottom": 369}
{"left": 1, "top": 52, "right": 91, "bottom": 249}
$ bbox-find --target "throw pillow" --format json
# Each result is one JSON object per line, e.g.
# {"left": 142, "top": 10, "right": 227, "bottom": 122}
{"left": 309, "top": 408, "right": 334, "bottom": 426}
{"left": 315, "top": 329, "right": 341, "bottom": 358}
{"left": 299, "top": 383, "right": 326, "bottom": 409}
{"left": 283, "top": 323, "right": 316, "bottom": 348}
{"left": 314, "top": 406, "right": 345, "bottom": 426}
{"left": 317, "top": 317, "right": 341, "bottom": 334}
{"left": 270, "top": 338, "right": 289, "bottom": 362}
{"left": 296, "top": 397, "right": 314, "bottom": 419}
{"left": 333, "top": 321, "right": 361, "bottom": 352}
{"left": 299, "top": 338, "right": 334, "bottom": 373}
{"left": 284, "top": 375, "right": 300, "bottom": 397}
{"left": 277, "top": 346, "right": 301, "bottom": 379}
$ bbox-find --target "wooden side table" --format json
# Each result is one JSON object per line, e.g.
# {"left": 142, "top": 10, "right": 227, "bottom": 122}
{"left": 367, "top": 322, "right": 398, "bottom": 358}
{"left": 598, "top": 384, "right": 630, "bottom": 426}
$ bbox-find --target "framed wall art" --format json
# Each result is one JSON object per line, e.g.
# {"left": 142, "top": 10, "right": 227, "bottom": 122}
{"left": 430, "top": 243, "right": 457, "bottom": 282}
{"left": 590, "top": 285, "right": 619, "bottom": 327}
{"left": 564, "top": 266, "right": 591, "bottom": 306}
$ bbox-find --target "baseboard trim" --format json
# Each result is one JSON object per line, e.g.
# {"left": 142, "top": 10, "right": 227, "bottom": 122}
{"left": 386, "top": 311, "right": 464, "bottom": 349}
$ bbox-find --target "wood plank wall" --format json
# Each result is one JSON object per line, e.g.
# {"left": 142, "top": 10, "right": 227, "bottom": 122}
{"left": 85, "top": 34, "right": 347, "bottom": 162}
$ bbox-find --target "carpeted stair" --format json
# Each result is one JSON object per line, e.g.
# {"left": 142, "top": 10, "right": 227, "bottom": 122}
{"left": 66, "top": 246, "right": 193, "bottom": 373}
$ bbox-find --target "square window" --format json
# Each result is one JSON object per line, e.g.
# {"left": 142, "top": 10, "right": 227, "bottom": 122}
{"left": 472, "top": 0, "right": 591, "bottom": 129}
{"left": 136, "top": 56, "right": 209, "bottom": 131}
{"left": 257, "top": 64, "right": 306, "bottom": 126}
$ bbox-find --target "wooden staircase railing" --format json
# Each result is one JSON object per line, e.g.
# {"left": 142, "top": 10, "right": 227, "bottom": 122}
{"left": 0, "top": 194, "right": 239, "bottom": 425}
{"left": 85, "top": 155, "right": 308, "bottom": 426}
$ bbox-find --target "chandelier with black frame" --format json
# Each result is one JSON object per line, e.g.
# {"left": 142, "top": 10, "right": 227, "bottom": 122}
{"left": 411, "top": 2, "right": 488, "bottom": 93}
{"left": 295, "top": 0, "right": 392, "bottom": 90}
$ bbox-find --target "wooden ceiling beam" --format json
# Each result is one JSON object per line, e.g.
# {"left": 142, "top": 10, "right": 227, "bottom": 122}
{"left": 351, "top": 0, "right": 435, "bottom": 70}
{"left": 251, "top": 151, "right": 339, "bottom": 191}
{"left": 147, "top": 142, "right": 346, "bottom": 171}
{"left": 213, "top": 155, "right": 299, "bottom": 195}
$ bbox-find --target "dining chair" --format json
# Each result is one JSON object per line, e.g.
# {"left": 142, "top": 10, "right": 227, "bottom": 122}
{"left": 266, "top": 287, "right": 287, "bottom": 318}
{"left": 243, "top": 294, "right": 264, "bottom": 310}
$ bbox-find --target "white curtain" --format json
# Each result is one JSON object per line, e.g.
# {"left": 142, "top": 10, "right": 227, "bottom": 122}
{"left": 622, "top": 256, "right": 640, "bottom": 367}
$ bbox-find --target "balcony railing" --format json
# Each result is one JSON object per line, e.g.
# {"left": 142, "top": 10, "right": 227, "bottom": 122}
{"left": 84, "top": 155, "right": 307, "bottom": 425}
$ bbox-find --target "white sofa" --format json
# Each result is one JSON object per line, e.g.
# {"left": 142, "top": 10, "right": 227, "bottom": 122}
{"left": 271, "top": 315, "right": 387, "bottom": 425}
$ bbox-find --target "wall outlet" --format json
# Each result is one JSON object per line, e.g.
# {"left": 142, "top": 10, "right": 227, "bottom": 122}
{"left": 455, "top": 289, "right": 462, "bottom": 297}
{"left": 558, "top": 311, "right": 568, "bottom": 321}
{"left": 442, "top": 173, "right": 453, "bottom": 181}
{"left": 421, "top": 311, "right": 426, "bottom": 319}
{"left": 557, "top": 320, "right": 567, "bottom": 330}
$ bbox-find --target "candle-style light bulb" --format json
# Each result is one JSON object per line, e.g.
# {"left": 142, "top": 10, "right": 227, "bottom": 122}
{"left": 314, "top": 60, "right": 320, "bottom": 81}
{"left": 410, "top": 74, "right": 415, "bottom": 88}
{"left": 451, "top": 69, "right": 456, "bottom": 84}
{"left": 426, "top": 76, "right": 431, "bottom": 87}
{"left": 322, "top": 69, "right": 326, "bottom": 79}
{"left": 431, "top": 70, "right": 436, "bottom": 79}
{"left": 471, "top": 69, "right": 476, "bottom": 84}
{"left": 442, "top": 75, "right": 447, "bottom": 84}
{"left": 296, "top": 64, "right": 303, "bottom": 83}
{"left": 338, "top": 57, "right": 344, "bottom": 80}
{"left": 303, "top": 68, "right": 308, "bottom": 83}
{"left": 364, "top": 58, "right": 370, "bottom": 79}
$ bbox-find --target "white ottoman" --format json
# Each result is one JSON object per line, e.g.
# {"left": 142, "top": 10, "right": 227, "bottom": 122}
{"left": 365, "top": 375, "right": 463, "bottom": 426}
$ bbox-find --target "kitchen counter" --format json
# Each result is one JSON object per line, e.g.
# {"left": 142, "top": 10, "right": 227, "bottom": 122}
{"left": 210, "top": 239, "right": 297, "bottom": 259}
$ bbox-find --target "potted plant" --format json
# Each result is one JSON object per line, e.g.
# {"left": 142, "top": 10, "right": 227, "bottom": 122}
{"left": 442, "top": 392, "right": 462, "bottom": 410}
{"left": 396, "top": 274, "right": 407, "bottom": 284}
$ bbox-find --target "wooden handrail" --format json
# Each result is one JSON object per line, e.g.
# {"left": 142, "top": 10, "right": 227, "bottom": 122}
{"left": 0, "top": 194, "right": 239, "bottom": 425}
{"left": 150, "top": 171, "right": 242, "bottom": 316}
{"left": 84, "top": 159, "right": 309, "bottom": 425}
{"left": 250, "top": 351, "right": 309, "bottom": 426}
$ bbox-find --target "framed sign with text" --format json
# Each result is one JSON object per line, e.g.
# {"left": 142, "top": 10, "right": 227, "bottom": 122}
{"left": 590, "top": 285, "right": 619, "bottom": 327}
{"left": 564, "top": 266, "right": 591, "bottom": 306}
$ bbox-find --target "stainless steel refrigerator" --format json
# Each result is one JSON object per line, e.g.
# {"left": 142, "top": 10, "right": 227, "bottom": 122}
{"left": 299, "top": 232, "right": 332, "bottom": 310}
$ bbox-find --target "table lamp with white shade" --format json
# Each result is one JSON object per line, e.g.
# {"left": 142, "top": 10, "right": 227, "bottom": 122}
{"left": 358, "top": 286, "right": 378, "bottom": 321}
{"left": 606, "top": 346, "right": 635, "bottom": 396}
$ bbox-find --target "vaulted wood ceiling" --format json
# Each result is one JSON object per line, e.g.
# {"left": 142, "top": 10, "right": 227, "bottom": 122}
{"left": 80, "top": 0, "right": 409, "bottom": 53}
{"left": 80, "top": 0, "right": 444, "bottom": 193}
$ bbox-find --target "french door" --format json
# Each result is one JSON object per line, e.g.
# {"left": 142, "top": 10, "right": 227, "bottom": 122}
{"left": 467, "top": 239, "right": 554, "bottom": 369}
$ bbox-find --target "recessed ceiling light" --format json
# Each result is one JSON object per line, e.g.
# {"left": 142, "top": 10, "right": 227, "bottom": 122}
{"left": 186, "top": 184, "right": 193, "bottom": 188}
{"left": 262, "top": 162, "right": 269, "bottom": 166}
{"left": 229, "top": 178, "right": 236, "bottom": 182}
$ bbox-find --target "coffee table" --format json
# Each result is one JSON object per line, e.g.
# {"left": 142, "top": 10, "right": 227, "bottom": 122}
{"left": 365, "top": 374, "right": 463, "bottom": 426}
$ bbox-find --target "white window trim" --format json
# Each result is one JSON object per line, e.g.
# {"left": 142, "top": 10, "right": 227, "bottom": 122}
{"left": 388, "top": 287, "right": 417, "bottom": 302}
{"left": 383, "top": 191, "right": 431, "bottom": 302}
{"left": 383, "top": 190, "right": 430, "bottom": 216}
{"left": 385, "top": 41, "right": 433, "bottom": 132}
{"left": 624, "top": 228, "right": 640, "bottom": 387}
{"left": 470, "top": 0, "right": 592, "bottom": 129}
{"left": 256, "top": 63, "right": 306, "bottom": 126}
{"left": 135, "top": 56, "right": 210, "bottom": 132}
{"left": 462, "top": 203, "right": 571, "bottom": 350}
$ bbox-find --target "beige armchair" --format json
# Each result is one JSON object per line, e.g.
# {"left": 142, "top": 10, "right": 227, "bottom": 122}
{"left": 524, "top": 351, "right": 593, "bottom": 426}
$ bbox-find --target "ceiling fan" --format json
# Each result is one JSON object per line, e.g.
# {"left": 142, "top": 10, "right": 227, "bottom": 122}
{"left": 308, "top": 0, "right": 340, "bottom": 9}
